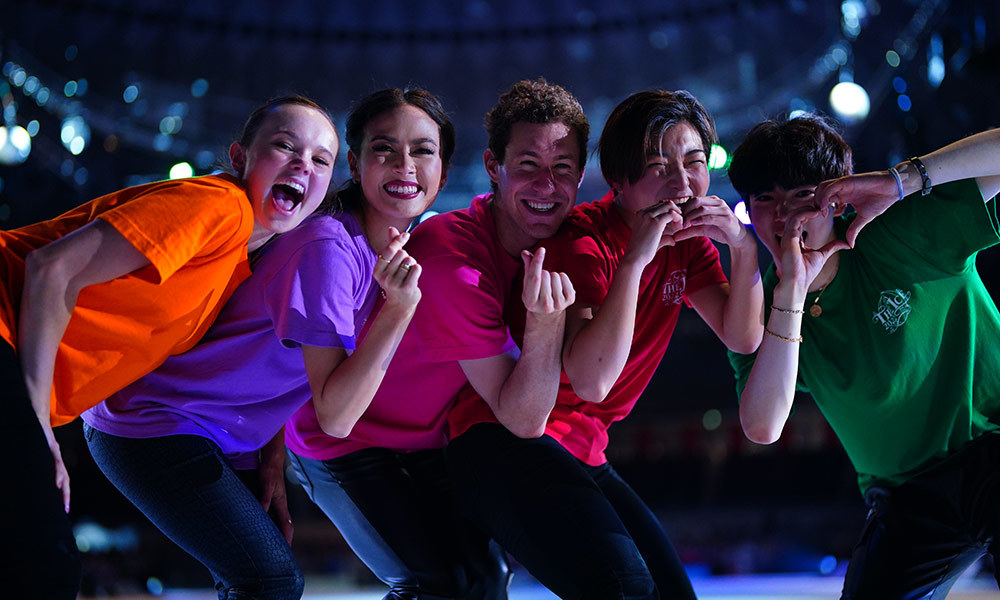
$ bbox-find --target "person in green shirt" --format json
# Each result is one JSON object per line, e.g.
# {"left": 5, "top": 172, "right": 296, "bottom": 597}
{"left": 727, "top": 115, "right": 1000, "bottom": 599}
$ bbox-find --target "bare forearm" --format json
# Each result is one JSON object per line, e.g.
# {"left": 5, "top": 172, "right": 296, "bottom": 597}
{"left": 720, "top": 243, "right": 764, "bottom": 354}
{"left": 739, "top": 282, "right": 804, "bottom": 444}
{"left": 494, "top": 312, "right": 566, "bottom": 438}
{"left": 19, "top": 252, "right": 77, "bottom": 424}
{"left": 562, "top": 260, "right": 644, "bottom": 403}
{"left": 314, "top": 303, "right": 415, "bottom": 438}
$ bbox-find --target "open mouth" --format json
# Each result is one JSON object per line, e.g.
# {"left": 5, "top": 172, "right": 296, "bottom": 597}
{"left": 384, "top": 182, "right": 422, "bottom": 199}
{"left": 271, "top": 182, "right": 305, "bottom": 214}
{"left": 524, "top": 199, "right": 557, "bottom": 213}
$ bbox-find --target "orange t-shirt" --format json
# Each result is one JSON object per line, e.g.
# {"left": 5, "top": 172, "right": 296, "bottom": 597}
{"left": 0, "top": 174, "right": 254, "bottom": 426}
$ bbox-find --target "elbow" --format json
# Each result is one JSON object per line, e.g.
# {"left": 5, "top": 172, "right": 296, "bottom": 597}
{"left": 565, "top": 370, "right": 613, "bottom": 404}
{"left": 25, "top": 247, "right": 76, "bottom": 296}
{"left": 739, "top": 409, "right": 782, "bottom": 445}
{"left": 725, "top": 328, "right": 764, "bottom": 355}
{"left": 318, "top": 415, "right": 358, "bottom": 439}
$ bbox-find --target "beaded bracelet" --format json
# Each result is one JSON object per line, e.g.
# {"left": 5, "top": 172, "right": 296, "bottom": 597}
{"left": 764, "top": 327, "right": 803, "bottom": 343}
{"left": 908, "top": 156, "right": 933, "bottom": 196}
{"left": 770, "top": 305, "right": 805, "bottom": 315}
{"left": 887, "top": 166, "right": 904, "bottom": 202}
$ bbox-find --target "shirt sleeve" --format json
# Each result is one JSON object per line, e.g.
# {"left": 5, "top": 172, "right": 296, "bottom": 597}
{"left": 264, "top": 238, "right": 365, "bottom": 350}
{"left": 861, "top": 178, "right": 1000, "bottom": 273}
{"left": 682, "top": 236, "right": 728, "bottom": 299}
{"left": 98, "top": 178, "right": 248, "bottom": 283}
{"left": 412, "top": 251, "right": 517, "bottom": 363}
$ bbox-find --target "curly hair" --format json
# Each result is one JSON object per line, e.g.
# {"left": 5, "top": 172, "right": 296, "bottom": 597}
{"left": 729, "top": 114, "right": 853, "bottom": 200}
{"left": 485, "top": 78, "right": 589, "bottom": 167}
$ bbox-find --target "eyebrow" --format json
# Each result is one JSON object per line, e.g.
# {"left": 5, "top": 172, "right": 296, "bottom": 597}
{"left": 515, "top": 150, "right": 575, "bottom": 161}
{"left": 646, "top": 148, "right": 707, "bottom": 158}
{"left": 370, "top": 134, "right": 439, "bottom": 146}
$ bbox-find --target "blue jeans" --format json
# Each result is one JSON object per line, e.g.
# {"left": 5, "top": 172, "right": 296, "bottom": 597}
{"left": 447, "top": 423, "right": 682, "bottom": 600}
{"left": 1, "top": 342, "right": 80, "bottom": 600}
{"left": 84, "top": 424, "right": 303, "bottom": 600}
{"left": 288, "top": 446, "right": 509, "bottom": 600}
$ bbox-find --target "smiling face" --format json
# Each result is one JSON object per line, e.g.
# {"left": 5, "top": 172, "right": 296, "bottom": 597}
{"left": 748, "top": 184, "right": 836, "bottom": 261}
{"left": 231, "top": 104, "right": 338, "bottom": 235}
{"left": 487, "top": 120, "right": 583, "bottom": 255}
{"left": 616, "top": 121, "right": 709, "bottom": 216}
{"left": 348, "top": 104, "right": 445, "bottom": 224}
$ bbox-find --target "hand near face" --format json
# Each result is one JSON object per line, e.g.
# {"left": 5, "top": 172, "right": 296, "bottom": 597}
{"left": 814, "top": 172, "right": 901, "bottom": 248}
{"left": 777, "top": 205, "right": 847, "bottom": 287}
{"left": 521, "top": 247, "right": 575, "bottom": 316}
{"left": 374, "top": 227, "right": 422, "bottom": 308}
{"left": 673, "top": 195, "right": 755, "bottom": 250}
{"left": 623, "top": 200, "right": 684, "bottom": 267}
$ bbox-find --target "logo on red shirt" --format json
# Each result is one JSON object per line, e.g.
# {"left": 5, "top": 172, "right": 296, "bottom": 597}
{"left": 661, "top": 270, "right": 687, "bottom": 305}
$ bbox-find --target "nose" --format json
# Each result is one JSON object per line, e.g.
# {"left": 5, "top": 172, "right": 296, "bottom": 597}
{"left": 530, "top": 168, "right": 556, "bottom": 194}
{"left": 289, "top": 153, "right": 311, "bottom": 174}
{"left": 393, "top": 151, "right": 416, "bottom": 175}
{"left": 661, "top": 162, "right": 689, "bottom": 195}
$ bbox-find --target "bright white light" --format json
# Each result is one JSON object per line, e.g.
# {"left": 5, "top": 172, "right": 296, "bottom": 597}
{"left": 709, "top": 144, "right": 728, "bottom": 170}
{"left": 734, "top": 200, "right": 751, "bottom": 225}
{"left": 829, "top": 81, "right": 870, "bottom": 121}
{"left": 418, "top": 210, "right": 439, "bottom": 224}
{"left": 0, "top": 125, "right": 33, "bottom": 165}
{"left": 169, "top": 162, "right": 194, "bottom": 180}
{"left": 928, "top": 55, "right": 945, "bottom": 87}
{"left": 70, "top": 136, "right": 86, "bottom": 155}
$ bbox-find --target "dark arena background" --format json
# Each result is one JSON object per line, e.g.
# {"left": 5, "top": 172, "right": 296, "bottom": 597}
{"left": 3, "top": 1, "right": 1000, "bottom": 598}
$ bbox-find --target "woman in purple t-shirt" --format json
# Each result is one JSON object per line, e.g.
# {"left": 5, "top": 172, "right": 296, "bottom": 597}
{"left": 81, "top": 89, "right": 447, "bottom": 599}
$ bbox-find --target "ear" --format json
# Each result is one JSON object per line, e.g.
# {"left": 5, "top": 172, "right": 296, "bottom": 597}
{"left": 229, "top": 142, "right": 246, "bottom": 178}
{"left": 347, "top": 150, "right": 359, "bottom": 182}
{"left": 577, "top": 165, "right": 586, "bottom": 189}
{"left": 483, "top": 149, "right": 501, "bottom": 185}
{"left": 439, "top": 167, "right": 449, "bottom": 190}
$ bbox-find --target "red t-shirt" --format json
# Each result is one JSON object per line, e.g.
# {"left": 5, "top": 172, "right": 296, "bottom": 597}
{"left": 286, "top": 194, "right": 520, "bottom": 460}
{"left": 449, "top": 190, "right": 727, "bottom": 465}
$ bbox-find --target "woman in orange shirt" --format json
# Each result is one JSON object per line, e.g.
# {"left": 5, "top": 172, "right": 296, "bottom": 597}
{"left": 0, "top": 95, "right": 338, "bottom": 599}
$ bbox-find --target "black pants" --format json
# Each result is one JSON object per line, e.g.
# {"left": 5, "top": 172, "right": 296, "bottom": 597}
{"left": 288, "top": 446, "right": 509, "bottom": 600}
{"left": 447, "top": 423, "right": 696, "bottom": 600}
{"left": 841, "top": 434, "right": 1000, "bottom": 599}
{"left": 0, "top": 341, "right": 81, "bottom": 599}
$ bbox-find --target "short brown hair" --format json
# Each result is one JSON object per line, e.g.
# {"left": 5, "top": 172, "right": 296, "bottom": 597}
{"left": 599, "top": 90, "right": 717, "bottom": 187}
{"left": 236, "top": 94, "right": 335, "bottom": 148}
{"left": 485, "top": 78, "right": 589, "bottom": 167}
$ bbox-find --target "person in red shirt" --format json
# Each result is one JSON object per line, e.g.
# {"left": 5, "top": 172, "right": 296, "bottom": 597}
{"left": 448, "top": 89, "right": 763, "bottom": 598}
{"left": 1, "top": 95, "right": 337, "bottom": 599}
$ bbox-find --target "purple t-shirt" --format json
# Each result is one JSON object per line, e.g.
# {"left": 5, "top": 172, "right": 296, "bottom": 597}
{"left": 83, "top": 212, "right": 378, "bottom": 468}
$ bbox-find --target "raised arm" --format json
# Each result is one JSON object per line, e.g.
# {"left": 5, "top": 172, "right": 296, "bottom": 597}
{"left": 304, "top": 228, "right": 421, "bottom": 438}
{"left": 818, "top": 128, "right": 1000, "bottom": 247}
{"left": 674, "top": 195, "right": 764, "bottom": 354}
{"left": 738, "top": 208, "right": 842, "bottom": 444}
{"left": 459, "top": 248, "right": 575, "bottom": 439}
{"left": 562, "top": 201, "right": 681, "bottom": 403}
{"left": 19, "top": 218, "right": 150, "bottom": 510}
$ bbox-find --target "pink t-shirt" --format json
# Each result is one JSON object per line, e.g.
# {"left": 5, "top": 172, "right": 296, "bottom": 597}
{"left": 448, "top": 190, "right": 728, "bottom": 465}
{"left": 285, "top": 194, "right": 520, "bottom": 460}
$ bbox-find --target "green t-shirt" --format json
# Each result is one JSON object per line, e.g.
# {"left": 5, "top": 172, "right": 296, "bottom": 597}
{"left": 730, "top": 178, "right": 1000, "bottom": 494}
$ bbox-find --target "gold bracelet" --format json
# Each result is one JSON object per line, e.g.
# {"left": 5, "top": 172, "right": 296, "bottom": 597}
{"left": 770, "top": 305, "right": 804, "bottom": 315}
{"left": 764, "top": 327, "right": 803, "bottom": 343}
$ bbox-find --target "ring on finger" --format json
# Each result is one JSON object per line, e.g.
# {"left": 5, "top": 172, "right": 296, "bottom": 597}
{"left": 400, "top": 262, "right": 412, "bottom": 271}
{"left": 378, "top": 255, "right": 391, "bottom": 265}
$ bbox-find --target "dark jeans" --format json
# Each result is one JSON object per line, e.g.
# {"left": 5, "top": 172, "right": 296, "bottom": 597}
{"left": 288, "top": 446, "right": 510, "bottom": 600}
{"left": 841, "top": 434, "right": 1000, "bottom": 599}
{"left": 447, "top": 423, "right": 694, "bottom": 600}
{"left": 85, "top": 424, "right": 303, "bottom": 600}
{"left": 1, "top": 342, "right": 81, "bottom": 600}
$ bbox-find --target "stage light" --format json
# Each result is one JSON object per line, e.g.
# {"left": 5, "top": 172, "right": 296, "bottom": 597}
{"left": 885, "top": 50, "right": 900, "bottom": 67}
{"left": 892, "top": 77, "right": 906, "bottom": 93}
{"left": 24, "top": 76, "right": 39, "bottom": 94}
{"left": 829, "top": 81, "right": 870, "bottom": 121}
{"left": 0, "top": 125, "right": 32, "bottom": 165}
{"left": 897, "top": 95, "right": 912, "bottom": 112}
{"left": 123, "top": 85, "right": 139, "bottom": 103}
{"left": 734, "top": 201, "right": 751, "bottom": 225}
{"left": 709, "top": 144, "right": 728, "bottom": 170}
{"left": 64, "top": 80, "right": 78, "bottom": 97}
{"left": 702, "top": 409, "right": 722, "bottom": 431}
{"left": 35, "top": 87, "right": 50, "bottom": 106}
{"left": 26, "top": 120, "right": 39, "bottom": 136}
{"left": 191, "top": 78, "right": 209, "bottom": 98}
{"left": 169, "top": 162, "right": 194, "bottom": 180}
